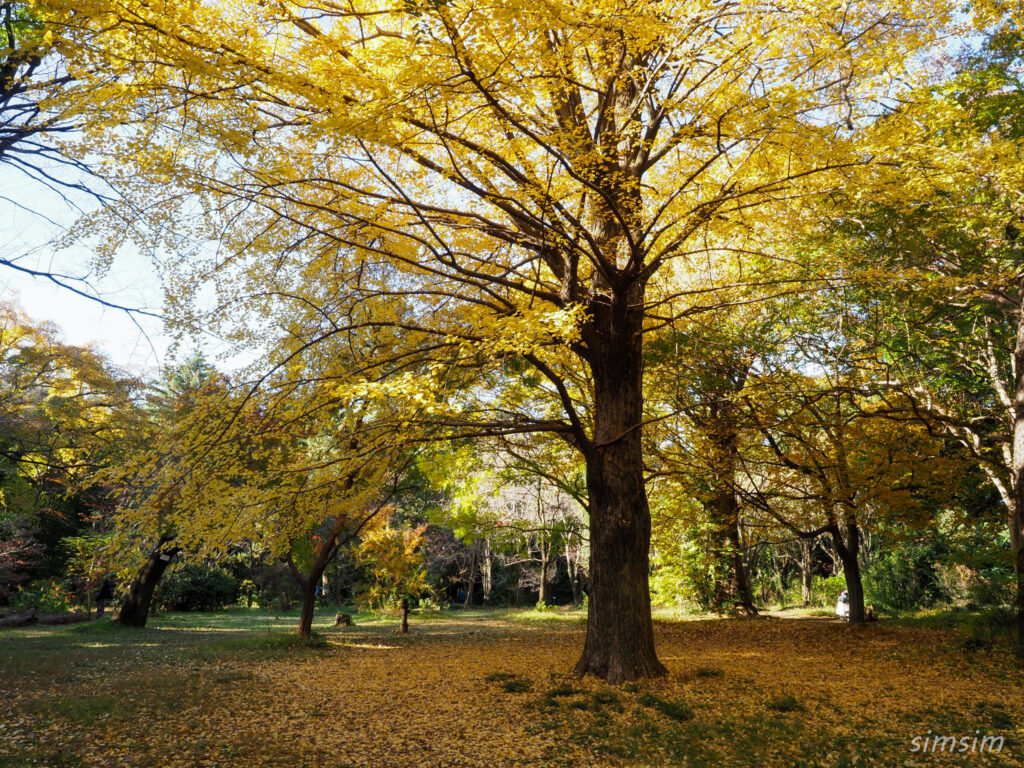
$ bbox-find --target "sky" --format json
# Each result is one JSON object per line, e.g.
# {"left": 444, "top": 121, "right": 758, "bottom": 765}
{"left": 0, "top": 160, "right": 246, "bottom": 379}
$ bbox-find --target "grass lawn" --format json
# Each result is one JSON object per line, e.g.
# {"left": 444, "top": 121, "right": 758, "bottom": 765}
{"left": 1, "top": 606, "right": 1021, "bottom": 767}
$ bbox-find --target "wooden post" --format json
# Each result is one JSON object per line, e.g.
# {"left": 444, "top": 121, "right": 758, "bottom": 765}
{"left": 400, "top": 597, "right": 409, "bottom": 634}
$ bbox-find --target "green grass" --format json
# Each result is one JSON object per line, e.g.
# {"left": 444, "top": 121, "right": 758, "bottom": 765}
{"left": 501, "top": 678, "right": 532, "bottom": 693}
{"left": 638, "top": 692, "right": 695, "bottom": 722}
{"left": 483, "top": 671, "right": 518, "bottom": 683}
{"left": 695, "top": 666, "right": 724, "bottom": 678}
{"left": 210, "top": 631, "right": 329, "bottom": 653}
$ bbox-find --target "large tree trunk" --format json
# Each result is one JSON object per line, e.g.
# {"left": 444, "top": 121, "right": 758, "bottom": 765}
{"left": 574, "top": 297, "right": 666, "bottom": 683}
{"left": 728, "top": 522, "right": 756, "bottom": 614}
{"left": 117, "top": 543, "right": 180, "bottom": 628}
{"left": 830, "top": 522, "right": 865, "bottom": 625}
{"left": 1012, "top": 298, "right": 1024, "bottom": 643}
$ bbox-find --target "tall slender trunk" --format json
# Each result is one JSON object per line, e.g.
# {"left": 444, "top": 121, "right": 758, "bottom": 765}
{"left": 574, "top": 296, "right": 666, "bottom": 683}
{"left": 709, "top": 490, "right": 756, "bottom": 615}
{"left": 463, "top": 552, "right": 477, "bottom": 608}
{"left": 800, "top": 537, "right": 814, "bottom": 607}
{"left": 567, "top": 545, "right": 581, "bottom": 606}
{"left": 537, "top": 535, "right": 549, "bottom": 607}
{"left": 117, "top": 542, "right": 180, "bottom": 627}
{"left": 481, "top": 538, "right": 493, "bottom": 606}
{"left": 1014, "top": 503, "right": 1024, "bottom": 643}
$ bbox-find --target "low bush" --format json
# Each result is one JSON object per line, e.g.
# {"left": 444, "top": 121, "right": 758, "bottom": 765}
{"left": 160, "top": 565, "right": 239, "bottom": 612}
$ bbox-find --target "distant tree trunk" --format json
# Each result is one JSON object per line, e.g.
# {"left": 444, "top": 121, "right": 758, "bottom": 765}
{"left": 829, "top": 521, "right": 865, "bottom": 625}
{"left": 463, "top": 551, "right": 477, "bottom": 608}
{"left": 574, "top": 294, "right": 667, "bottom": 683}
{"left": 728, "top": 518, "right": 756, "bottom": 615}
{"left": 706, "top": 492, "right": 756, "bottom": 615}
{"left": 702, "top": 369, "right": 756, "bottom": 617}
{"left": 296, "top": 574, "right": 319, "bottom": 636}
{"left": 800, "top": 537, "right": 814, "bottom": 606}
{"left": 117, "top": 542, "right": 180, "bottom": 628}
{"left": 288, "top": 517, "right": 363, "bottom": 637}
{"left": 567, "top": 549, "right": 581, "bottom": 606}
{"left": 400, "top": 597, "right": 409, "bottom": 634}
{"left": 537, "top": 535, "right": 549, "bottom": 607}
{"left": 481, "top": 539, "right": 493, "bottom": 606}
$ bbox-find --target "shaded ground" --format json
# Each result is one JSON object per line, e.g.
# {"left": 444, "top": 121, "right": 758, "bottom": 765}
{"left": 1, "top": 607, "right": 1021, "bottom": 767}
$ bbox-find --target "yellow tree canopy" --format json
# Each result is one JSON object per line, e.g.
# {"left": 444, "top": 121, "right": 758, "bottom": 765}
{"left": 50, "top": 0, "right": 965, "bottom": 404}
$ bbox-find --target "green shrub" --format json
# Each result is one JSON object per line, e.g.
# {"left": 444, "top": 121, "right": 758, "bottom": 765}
{"left": 11, "top": 579, "right": 75, "bottom": 613}
{"left": 811, "top": 575, "right": 846, "bottom": 608}
{"left": 253, "top": 562, "right": 301, "bottom": 611}
{"left": 865, "top": 544, "right": 945, "bottom": 612}
{"left": 159, "top": 565, "right": 239, "bottom": 612}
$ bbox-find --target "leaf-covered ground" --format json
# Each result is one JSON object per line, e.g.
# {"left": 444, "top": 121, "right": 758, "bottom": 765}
{"left": 1, "top": 608, "right": 1021, "bottom": 767}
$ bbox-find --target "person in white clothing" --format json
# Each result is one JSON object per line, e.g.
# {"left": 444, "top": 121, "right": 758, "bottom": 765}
{"left": 836, "top": 589, "right": 850, "bottom": 618}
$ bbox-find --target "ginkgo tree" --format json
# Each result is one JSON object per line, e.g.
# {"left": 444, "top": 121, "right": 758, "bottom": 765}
{"left": 59, "top": 0, "right": 965, "bottom": 680}
{"left": 787, "top": 15, "right": 1024, "bottom": 637}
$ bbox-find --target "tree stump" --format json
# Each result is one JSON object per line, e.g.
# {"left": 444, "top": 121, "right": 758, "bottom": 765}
{"left": 334, "top": 613, "right": 353, "bottom": 627}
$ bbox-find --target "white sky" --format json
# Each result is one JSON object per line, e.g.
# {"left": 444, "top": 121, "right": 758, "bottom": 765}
{"left": 0, "top": 162, "right": 252, "bottom": 379}
{"left": 0, "top": 164, "right": 169, "bottom": 376}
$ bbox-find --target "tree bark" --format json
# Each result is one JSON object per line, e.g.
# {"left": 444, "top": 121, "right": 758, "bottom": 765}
{"left": 297, "top": 576, "right": 319, "bottom": 637}
{"left": 830, "top": 522, "right": 865, "bottom": 625}
{"left": 537, "top": 535, "right": 549, "bottom": 607}
{"left": 574, "top": 296, "right": 666, "bottom": 683}
{"left": 1012, "top": 292, "right": 1024, "bottom": 643}
{"left": 567, "top": 548, "right": 581, "bottom": 606}
{"left": 800, "top": 537, "right": 814, "bottom": 607}
{"left": 709, "top": 491, "right": 756, "bottom": 615}
{"left": 481, "top": 538, "right": 493, "bottom": 606}
{"left": 117, "top": 543, "right": 180, "bottom": 628}
{"left": 463, "top": 551, "right": 477, "bottom": 608}
{"left": 698, "top": 361, "right": 756, "bottom": 616}
{"left": 400, "top": 597, "right": 409, "bottom": 634}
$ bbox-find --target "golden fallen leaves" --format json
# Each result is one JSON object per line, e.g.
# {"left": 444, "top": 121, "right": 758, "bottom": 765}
{"left": 1, "top": 613, "right": 1021, "bottom": 767}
